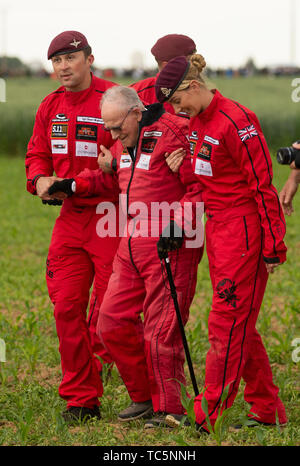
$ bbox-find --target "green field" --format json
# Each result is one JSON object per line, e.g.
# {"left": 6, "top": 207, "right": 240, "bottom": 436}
{"left": 0, "top": 77, "right": 299, "bottom": 447}
{"left": 1, "top": 75, "right": 300, "bottom": 156}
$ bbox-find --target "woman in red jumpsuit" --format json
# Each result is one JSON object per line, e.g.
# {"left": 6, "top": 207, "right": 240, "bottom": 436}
{"left": 155, "top": 54, "right": 288, "bottom": 431}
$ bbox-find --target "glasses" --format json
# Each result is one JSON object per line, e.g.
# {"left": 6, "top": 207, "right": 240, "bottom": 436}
{"left": 104, "top": 106, "right": 137, "bottom": 132}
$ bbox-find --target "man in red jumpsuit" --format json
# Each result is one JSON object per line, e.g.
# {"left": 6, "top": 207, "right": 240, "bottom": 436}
{"left": 155, "top": 56, "right": 288, "bottom": 431}
{"left": 130, "top": 33, "right": 196, "bottom": 114}
{"left": 25, "top": 31, "right": 120, "bottom": 423}
{"left": 48, "top": 85, "right": 204, "bottom": 428}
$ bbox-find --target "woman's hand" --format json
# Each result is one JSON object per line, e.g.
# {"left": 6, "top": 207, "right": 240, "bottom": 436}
{"left": 265, "top": 263, "right": 282, "bottom": 274}
{"left": 165, "top": 148, "right": 186, "bottom": 173}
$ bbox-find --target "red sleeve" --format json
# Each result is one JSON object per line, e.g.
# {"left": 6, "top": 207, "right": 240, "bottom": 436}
{"left": 225, "top": 113, "right": 287, "bottom": 263}
{"left": 25, "top": 103, "right": 54, "bottom": 195}
{"left": 74, "top": 168, "right": 120, "bottom": 202}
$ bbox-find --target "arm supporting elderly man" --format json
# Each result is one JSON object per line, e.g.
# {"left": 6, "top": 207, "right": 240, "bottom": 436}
{"left": 49, "top": 86, "right": 204, "bottom": 426}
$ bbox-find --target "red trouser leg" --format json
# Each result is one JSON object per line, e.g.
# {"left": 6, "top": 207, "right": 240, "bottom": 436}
{"left": 87, "top": 286, "right": 114, "bottom": 371}
{"left": 85, "top": 209, "right": 120, "bottom": 373}
{"left": 47, "top": 247, "right": 102, "bottom": 408}
{"left": 97, "top": 241, "right": 150, "bottom": 403}
{"left": 98, "top": 237, "right": 201, "bottom": 414}
{"left": 194, "top": 212, "right": 287, "bottom": 427}
{"left": 46, "top": 205, "right": 119, "bottom": 409}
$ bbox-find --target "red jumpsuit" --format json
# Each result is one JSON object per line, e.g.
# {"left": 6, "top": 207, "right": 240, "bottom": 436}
{"left": 189, "top": 90, "right": 287, "bottom": 427}
{"left": 25, "top": 74, "right": 120, "bottom": 408}
{"left": 74, "top": 104, "right": 204, "bottom": 414}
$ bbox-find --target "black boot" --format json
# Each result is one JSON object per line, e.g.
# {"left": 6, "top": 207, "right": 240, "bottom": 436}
{"left": 62, "top": 405, "right": 101, "bottom": 424}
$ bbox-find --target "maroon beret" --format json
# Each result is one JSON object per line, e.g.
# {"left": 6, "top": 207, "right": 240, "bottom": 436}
{"left": 48, "top": 31, "right": 90, "bottom": 60}
{"left": 151, "top": 34, "right": 196, "bottom": 62}
{"left": 155, "top": 56, "right": 190, "bottom": 103}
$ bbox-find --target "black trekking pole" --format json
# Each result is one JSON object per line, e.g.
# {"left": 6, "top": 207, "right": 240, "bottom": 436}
{"left": 159, "top": 250, "right": 199, "bottom": 397}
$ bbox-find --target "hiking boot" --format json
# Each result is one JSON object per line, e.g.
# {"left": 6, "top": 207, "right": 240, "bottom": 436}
{"left": 118, "top": 400, "right": 153, "bottom": 422}
{"left": 62, "top": 405, "right": 101, "bottom": 425}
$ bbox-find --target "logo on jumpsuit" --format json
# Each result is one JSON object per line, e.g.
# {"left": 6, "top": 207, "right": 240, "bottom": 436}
{"left": 216, "top": 279, "right": 239, "bottom": 308}
{"left": 197, "top": 142, "right": 212, "bottom": 160}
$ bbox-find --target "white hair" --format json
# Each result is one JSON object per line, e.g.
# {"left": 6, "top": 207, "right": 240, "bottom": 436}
{"left": 100, "top": 85, "right": 145, "bottom": 111}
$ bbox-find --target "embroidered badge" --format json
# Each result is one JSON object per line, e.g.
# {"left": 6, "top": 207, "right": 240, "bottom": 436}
{"left": 238, "top": 125, "right": 258, "bottom": 142}
{"left": 197, "top": 142, "right": 212, "bottom": 160}
{"left": 161, "top": 87, "right": 172, "bottom": 97}
{"left": 141, "top": 138, "right": 157, "bottom": 153}
{"left": 70, "top": 39, "right": 81, "bottom": 48}
{"left": 76, "top": 124, "right": 98, "bottom": 141}
{"left": 51, "top": 123, "right": 68, "bottom": 139}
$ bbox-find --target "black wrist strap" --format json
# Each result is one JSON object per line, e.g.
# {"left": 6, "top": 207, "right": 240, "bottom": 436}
{"left": 111, "top": 158, "right": 117, "bottom": 172}
{"left": 32, "top": 174, "right": 46, "bottom": 188}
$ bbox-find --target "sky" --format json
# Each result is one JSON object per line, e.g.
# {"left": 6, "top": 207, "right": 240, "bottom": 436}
{"left": 0, "top": 0, "right": 298, "bottom": 71}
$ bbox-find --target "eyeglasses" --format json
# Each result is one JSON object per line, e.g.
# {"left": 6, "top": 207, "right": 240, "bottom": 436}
{"left": 104, "top": 106, "right": 137, "bottom": 132}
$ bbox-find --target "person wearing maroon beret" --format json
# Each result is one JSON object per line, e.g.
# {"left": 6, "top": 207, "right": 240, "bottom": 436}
{"left": 47, "top": 30, "right": 90, "bottom": 60}
{"left": 130, "top": 34, "right": 196, "bottom": 117}
{"left": 25, "top": 31, "right": 121, "bottom": 424}
{"left": 155, "top": 54, "right": 288, "bottom": 432}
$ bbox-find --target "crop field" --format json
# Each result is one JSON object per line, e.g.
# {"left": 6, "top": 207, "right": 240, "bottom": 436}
{"left": 0, "top": 76, "right": 299, "bottom": 447}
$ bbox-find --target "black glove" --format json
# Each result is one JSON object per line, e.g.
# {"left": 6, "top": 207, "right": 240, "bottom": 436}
{"left": 157, "top": 220, "right": 183, "bottom": 259}
{"left": 48, "top": 178, "right": 75, "bottom": 197}
{"left": 42, "top": 199, "right": 63, "bottom": 206}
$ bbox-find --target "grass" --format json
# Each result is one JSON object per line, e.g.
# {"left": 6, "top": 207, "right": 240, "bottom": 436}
{"left": 0, "top": 153, "right": 299, "bottom": 446}
{"left": 0, "top": 75, "right": 300, "bottom": 156}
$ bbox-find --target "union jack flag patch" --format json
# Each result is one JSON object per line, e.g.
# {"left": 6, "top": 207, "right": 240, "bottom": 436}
{"left": 238, "top": 124, "right": 258, "bottom": 142}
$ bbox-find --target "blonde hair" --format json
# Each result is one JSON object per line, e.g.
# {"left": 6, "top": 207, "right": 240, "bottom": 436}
{"left": 177, "top": 54, "right": 207, "bottom": 91}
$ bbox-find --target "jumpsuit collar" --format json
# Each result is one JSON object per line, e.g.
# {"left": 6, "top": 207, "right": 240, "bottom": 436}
{"left": 140, "top": 103, "right": 165, "bottom": 128}
{"left": 63, "top": 72, "right": 95, "bottom": 105}
{"left": 127, "top": 103, "right": 165, "bottom": 158}
{"left": 194, "top": 88, "right": 220, "bottom": 123}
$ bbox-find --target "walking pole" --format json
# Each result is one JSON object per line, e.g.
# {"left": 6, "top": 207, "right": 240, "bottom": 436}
{"left": 159, "top": 250, "right": 199, "bottom": 397}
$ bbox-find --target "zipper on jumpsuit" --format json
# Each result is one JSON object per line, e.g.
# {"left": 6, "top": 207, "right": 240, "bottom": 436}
{"left": 125, "top": 104, "right": 165, "bottom": 274}
{"left": 126, "top": 145, "right": 140, "bottom": 274}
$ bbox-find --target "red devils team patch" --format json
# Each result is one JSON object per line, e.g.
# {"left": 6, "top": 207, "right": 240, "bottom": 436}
{"left": 76, "top": 124, "right": 98, "bottom": 141}
{"left": 141, "top": 138, "right": 157, "bottom": 153}
{"left": 197, "top": 142, "right": 212, "bottom": 160}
